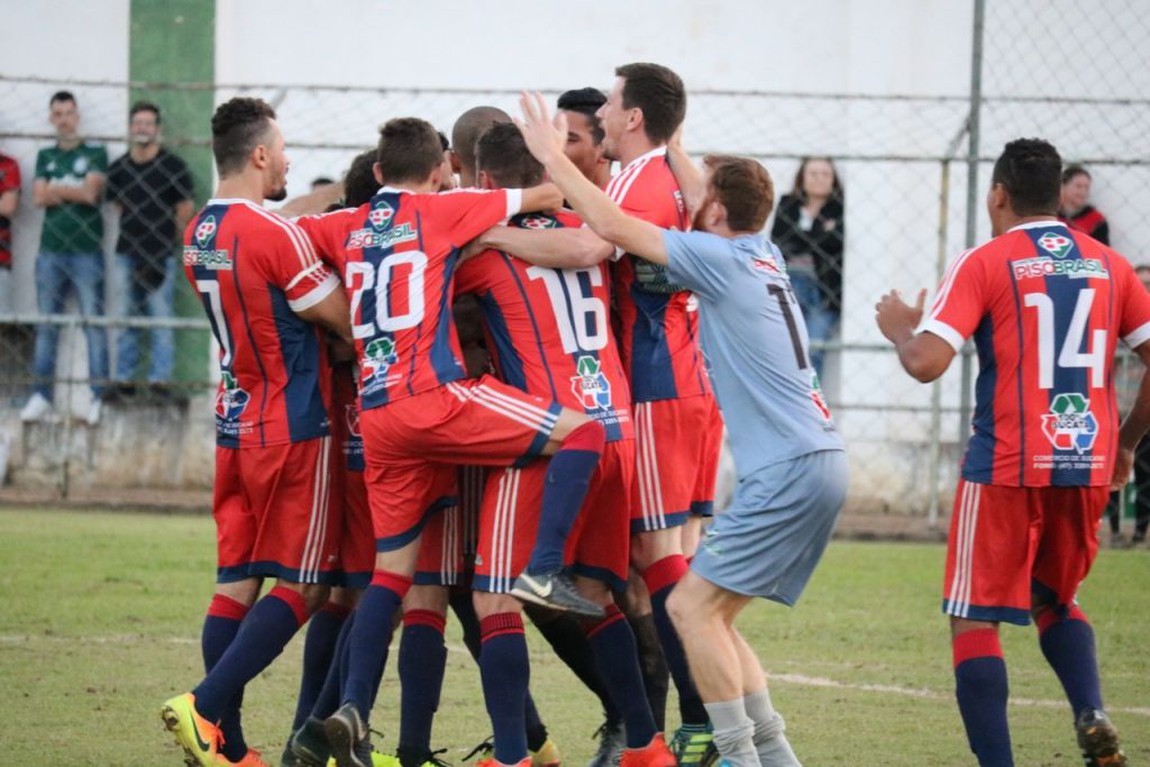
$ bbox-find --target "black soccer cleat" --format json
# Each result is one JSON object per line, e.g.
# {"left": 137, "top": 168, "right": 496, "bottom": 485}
{"left": 324, "top": 703, "right": 376, "bottom": 767}
{"left": 1076, "top": 708, "right": 1127, "bottom": 766}
{"left": 510, "top": 569, "right": 605, "bottom": 618}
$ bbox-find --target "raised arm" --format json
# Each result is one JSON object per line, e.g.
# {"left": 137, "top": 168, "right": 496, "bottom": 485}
{"left": 875, "top": 288, "right": 956, "bottom": 383}
{"left": 515, "top": 92, "right": 668, "bottom": 266}
{"left": 667, "top": 127, "right": 706, "bottom": 220}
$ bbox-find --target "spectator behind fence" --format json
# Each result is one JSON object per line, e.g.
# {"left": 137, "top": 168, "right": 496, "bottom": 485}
{"left": 22, "top": 91, "right": 109, "bottom": 425}
{"left": 770, "top": 157, "right": 844, "bottom": 376}
{"left": 0, "top": 151, "right": 21, "bottom": 314}
{"left": 1106, "top": 263, "right": 1150, "bottom": 548}
{"left": 1058, "top": 164, "right": 1109, "bottom": 245}
{"left": 106, "top": 101, "right": 194, "bottom": 400}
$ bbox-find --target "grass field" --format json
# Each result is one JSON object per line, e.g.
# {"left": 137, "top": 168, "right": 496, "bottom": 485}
{"left": 0, "top": 508, "right": 1146, "bottom": 766}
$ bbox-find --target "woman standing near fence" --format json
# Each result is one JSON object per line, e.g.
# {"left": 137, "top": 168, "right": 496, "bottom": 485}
{"left": 770, "top": 157, "right": 845, "bottom": 377}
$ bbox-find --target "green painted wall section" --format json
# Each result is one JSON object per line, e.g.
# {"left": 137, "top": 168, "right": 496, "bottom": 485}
{"left": 128, "top": 0, "right": 214, "bottom": 386}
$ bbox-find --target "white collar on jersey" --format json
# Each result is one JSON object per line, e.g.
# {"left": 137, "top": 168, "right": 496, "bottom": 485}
{"left": 204, "top": 198, "right": 258, "bottom": 206}
{"left": 376, "top": 185, "right": 410, "bottom": 195}
{"left": 620, "top": 145, "right": 668, "bottom": 173}
{"left": 1007, "top": 219, "right": 1066, "bottom": 233}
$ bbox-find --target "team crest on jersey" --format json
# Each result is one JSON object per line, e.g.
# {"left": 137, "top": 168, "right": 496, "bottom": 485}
{"left": 195, "top": 216, "right": 218, "bottom": 248}
{"left": 1037, "top": 232, "right": 1073, "bottom": 259}
{"left": 519, "top": 215, "right": 556, "bottom": 230}
{"left": 571, "top": 355, "right": 612, "bottom": 410}
{"left": 361, "top": 337, "right": 400, "bottom": 385}
{"left": 369, "top": 202, "right": 395, "bottom": 230}
{"left": 215, "top": 372, "right": 251, "bottom": 423}
{"left": 344, "top": 403, "right": 361, "bottom": 438}
{"left": 1040, "top": 392, "right": 1098, "bottom": 454}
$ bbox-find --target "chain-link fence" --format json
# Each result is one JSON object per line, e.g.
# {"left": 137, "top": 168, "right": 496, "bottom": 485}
{"left": 0, "top": 1, "right": 1148, "bottom": 537}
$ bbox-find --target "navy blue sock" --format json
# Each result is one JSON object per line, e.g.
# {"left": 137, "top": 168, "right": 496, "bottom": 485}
{"left": 627, "top": 611, "right": 668, "bottom": 732}
{"left": 291, "top": 601, "right": 350, "bottom": 732}
{"left": 525, "top": 421, "right": 605, "bottom": 575}
{"left": 586, "top": 604, "right": 657, "bottom": 748}
{"left": 953, "top": 629, "right": 1013, "bottom": 767}
{"left": 524, "top": 694, "right": 548, "bottom": 752}
{"left": 343, "top": 571, "right": 410, "bottom": 719}
{"left": 398, "top": 610, "right": 448, "bottom": 756}
{"left": 312, "top": 611, "right": 355, "bottom": 721}
{"left": 1037, "top": 606, "right": 1103, "bottom": 718}
{"left": 645, "top": 555, "right": 708, "bottom": 726}
{"left": 479, "top": 613, "right": 530, "bottom": 764}
{"left": 194, "top": 586, "right": 310, "bottom": 723}
{"left": 527, "top": 607, "right": 619, "bottom": 725}
{"left": 201, "top": 594, "right": 249, "bottom": 762}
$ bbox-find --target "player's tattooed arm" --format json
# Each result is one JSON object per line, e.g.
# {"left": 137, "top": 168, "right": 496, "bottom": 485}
{"left": 515, "top": 91, "right": 668, "bottom": 266}
{"left": 1114, "top": 340, "right": 1150, "bottom": 489}
{"left": 875, "top": 288, "right": 955, "bottom": 383}
{"left": 476, "top": 225, "right": 614, "bottom": 269}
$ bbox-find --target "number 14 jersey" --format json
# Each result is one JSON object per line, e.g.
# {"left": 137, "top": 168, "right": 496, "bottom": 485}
{"left": 922, "top": 221, "right": 1150, "bottom": 487}
{"left": 298, "top": 186, "right": 520, "bottom": 410}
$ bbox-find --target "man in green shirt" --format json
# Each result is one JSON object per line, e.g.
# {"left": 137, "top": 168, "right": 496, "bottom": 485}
{"left": 22, "top": 90, "right": 109, "bottom": 425}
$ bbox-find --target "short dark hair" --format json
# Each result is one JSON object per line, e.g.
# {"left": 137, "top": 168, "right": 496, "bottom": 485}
{"left": 477, "top": 123, "right": 544, "bottom": 189}
{"left": 991, "top": 138, "right": 1062, "bottom": 217}
{"left": 130, "top": 100, "right": 161, "bottom": 123}
{"left": 50, "top": 90, "right": 76, "bottom": 107}
{"left": 558, "top": 87, "right": 607, "bottom": 145}
{"left": 1061, "top": 163, "right": 1091, "bottom": 185}
{"left": 343, "top": 149, "right": 378, "bottom": 208}
{"left": 437, "top": 131, "right": 451, "bottom": 152}
{"left": 703, "top": 155, "right": 775, "bottom": 232}
{"left": 211, "top": 97, "right": 277, "bottom": 177}
{"left": 376, "top": 117, "right": 443, "bottom": 185}
{"left": 614, "top": 63, "right": 686, "bottom": 144}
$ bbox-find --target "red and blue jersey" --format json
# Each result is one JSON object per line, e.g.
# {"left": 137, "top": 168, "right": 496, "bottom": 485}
{"left": 455, "top": 210, "right": 634, "bottom": 443}
{"left": 183, "top": 199, "right": 339, "bottom": 448}
{"left": 297, "top": 186, "right": 520, "bottom": 410}
{"left": 922, "top": 221, "right": 1150, "bottom": 487}
{"left": 607, "top": 147, "right": 711, "bottom": 403}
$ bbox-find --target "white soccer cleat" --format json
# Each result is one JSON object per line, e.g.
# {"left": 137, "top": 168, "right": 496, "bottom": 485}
{"left": 20, "top": 393, "right": 56, "bottom": 423}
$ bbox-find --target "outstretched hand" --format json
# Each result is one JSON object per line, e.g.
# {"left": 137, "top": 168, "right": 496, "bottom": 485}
{"left": 875, "top": 288, "right": 927, "bottom": 345}
{"left": 515, "top": 91, "right": 568, "bottom": 167}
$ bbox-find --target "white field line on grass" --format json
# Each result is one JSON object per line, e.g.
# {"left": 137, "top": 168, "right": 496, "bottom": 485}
{"left": 3, "top": 634, "right": 1148, "bottom": 719}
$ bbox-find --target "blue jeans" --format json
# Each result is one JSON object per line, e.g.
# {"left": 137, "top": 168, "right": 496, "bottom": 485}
{"left": 33, "top": 251, "right": 109, "bottom": 399}
{"left": 790, "top": 271, "right": 839, "bottom": 377}
{"left": 115, "top": 253, "right": 175, "bottom": 382}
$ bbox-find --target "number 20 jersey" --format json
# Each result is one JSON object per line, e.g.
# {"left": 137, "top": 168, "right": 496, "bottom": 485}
{"left": 297, "top": 186, "right": 519, "bottom": 410}
{"left": 922, "top": 221, "right": 1150, "bottom": 487}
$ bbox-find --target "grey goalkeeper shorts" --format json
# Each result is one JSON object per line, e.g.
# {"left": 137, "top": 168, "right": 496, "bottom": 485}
{"left": 690, "top": 449, "right": 847, "bottom": 605}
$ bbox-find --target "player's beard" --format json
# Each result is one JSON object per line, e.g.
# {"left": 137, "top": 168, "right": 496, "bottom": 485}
{"left": 692, "top": 195, "right": 715, "bottom": 232}
{"left": 266, "top": 184, "right": 288, "bottom": 202}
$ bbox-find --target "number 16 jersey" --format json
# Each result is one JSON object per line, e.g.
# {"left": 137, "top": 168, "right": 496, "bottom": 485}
{"left": 922, "top": 221, "right": 1150, "bottom": 487}
{"left": 298, "top": 186, "right": 521, "bottom": 410}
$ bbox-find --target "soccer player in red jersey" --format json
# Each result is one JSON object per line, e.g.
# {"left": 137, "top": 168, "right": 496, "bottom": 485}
{"left": 557, "top": 88, "right": 613, "bottom": 190}
{"left": 478, "top": 64, "right": 718, "bottom": 757}
{"left": 455, "top": 122, "right": 675, "bottom": 767}
{"left": 160, "top": 97, "right": 354, "bottom": 767}
{"left": 297, "top": 117, "right": 606, "bottom": 767}
{"left": 877, "top": 138, "right": 1150, "bottom": 767}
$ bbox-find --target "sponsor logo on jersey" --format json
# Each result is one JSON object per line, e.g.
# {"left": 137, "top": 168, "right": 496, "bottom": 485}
{"left": 215, "top": 371, "right": 250, "bottom": 422}
{"left": 1040, "top": 392, "right": 1098, "bottom": 454}
{"left": 809, "top": 371, "right": 834, "bottom": 424}
{"left": 1037, "top": 232, "right": 1073, "bottom": 258}
{"left": 1012, "top": 256, "right": 1108, "bottom": 280}
{"left": 361, "top": 337, "right": 400, "bottom": 390}
{"left": 345, "top": 222, "right": 417, "bottom": 250}
{"left": 751, "top": 252, "right": 783, "bottom": 275}
{"left": 571, "top": 355, "right": 613, "bottom": 410}
{"left": 369, "top": 201, "right": 395, "bottom": 230}
{"left": 183, "top": 216, "right": 234, "bottom": 269}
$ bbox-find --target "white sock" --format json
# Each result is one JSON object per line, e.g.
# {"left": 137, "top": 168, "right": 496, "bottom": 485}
{"left": 744, "top": 689, "right": 800, "bottom": 767}
{"left": 703, "top": 698, "right": 759, "bottom": 767}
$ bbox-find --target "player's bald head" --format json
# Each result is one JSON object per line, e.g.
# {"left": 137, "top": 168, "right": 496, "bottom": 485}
{"left": 451, "top": 106, "right": 511, "bottom": 185}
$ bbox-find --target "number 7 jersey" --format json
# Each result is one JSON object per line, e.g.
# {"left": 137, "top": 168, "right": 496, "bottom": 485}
{"left": 922, "top": 221, "right": 1150, "bottom": 487}
{"left": 297, "top": 186, "right": 520, "bottom": 410}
